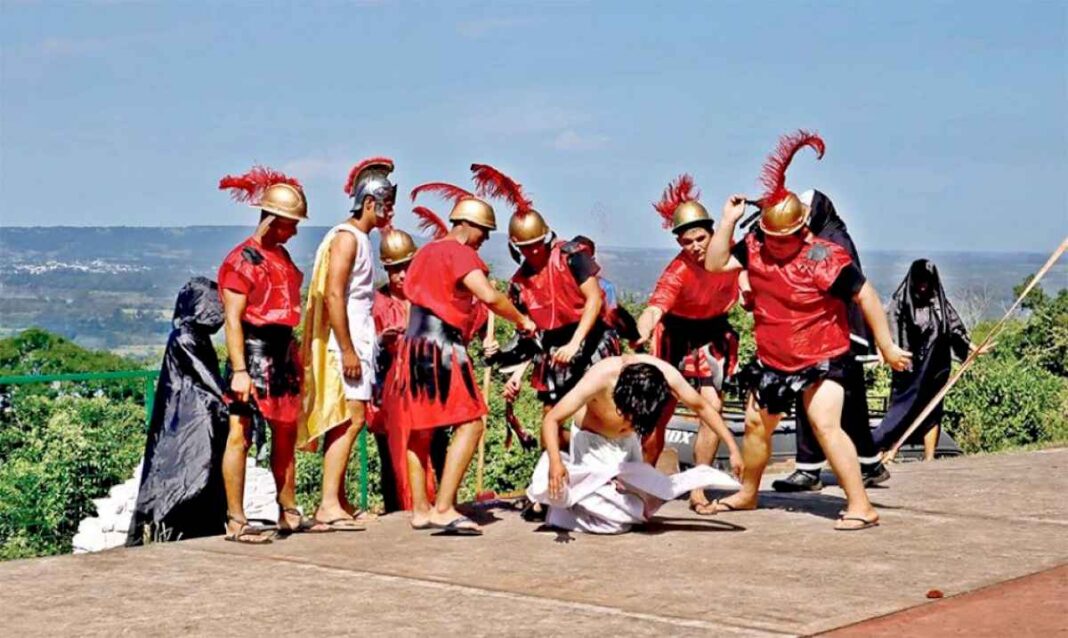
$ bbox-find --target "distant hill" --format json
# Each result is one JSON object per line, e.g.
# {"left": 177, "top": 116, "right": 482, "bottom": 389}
{"left": 1, "top": 226, "right": 1064, "bottom": 352}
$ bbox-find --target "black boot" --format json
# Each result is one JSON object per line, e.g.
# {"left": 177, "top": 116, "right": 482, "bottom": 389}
{"left": 862, "top": 462, "right": 891, "bottom": 487}
{"left": 772, "top": 469, "right": 823, "bottom": 493}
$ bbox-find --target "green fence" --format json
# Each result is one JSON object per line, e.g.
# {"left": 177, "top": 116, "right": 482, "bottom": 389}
{"left": 0, "top": 370, "right": 370, "bottom": 510}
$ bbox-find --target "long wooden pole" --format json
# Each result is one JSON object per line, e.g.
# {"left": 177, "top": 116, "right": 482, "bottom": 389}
{"left": 887, "top": 235, "right": 1068, "bottom": 457}
{"left": 475, "top": 311, "right": 496, "bottom": 496}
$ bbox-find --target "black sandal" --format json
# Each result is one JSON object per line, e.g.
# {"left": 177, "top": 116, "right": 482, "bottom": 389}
{"left": 430, "top": 516, "right": 483, "bottom": 536}
{"left": 279, "top": 507, "right": 333, "bottom": 534}
{"left": 224, "top": 514, "right": 274, "bottom": 544}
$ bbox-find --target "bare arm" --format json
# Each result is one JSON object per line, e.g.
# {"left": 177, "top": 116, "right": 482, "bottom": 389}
{"left": 326, "top": 231, "right": 365, "bottom": 379}
{"left": 221, "top": 289, "right": 251, "bottom": 402}
{"left": 553, "top": 277, "right": 604, "bottom": 363}
{"left": 463, "top": 269, "right": 534, "bottom": 331}
{"left": 542, "top": 364, "right": 610, "bottom": 498}
{"left": 855, "top": 281, "right": 912, "bottom": 371}
{"left": 326, "top": 231, "right": 357, "bottom": 355}
{"left": 635, "top": 306, "right": 664, "bottom": 347}
{"left": 704, "top": 195, "right": 747, "bottom": 274}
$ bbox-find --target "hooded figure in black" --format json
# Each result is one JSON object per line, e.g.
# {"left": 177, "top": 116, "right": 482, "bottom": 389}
{"left": 872, "top": 259, "right": 971, "bottom": 457}
{"left": 127, "top": 277, "right": 228, "bottom": 545}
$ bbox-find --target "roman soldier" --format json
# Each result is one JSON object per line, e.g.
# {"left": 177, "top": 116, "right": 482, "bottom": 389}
{"left": 369, "top": 221, "right": 450, "bottom": 513}
{"left": 381, "top": 182, "right": 535, "bottom": 534}
{"left": 216, "top": 166, "right": 311, "bottom": 543}
{"left": 704, "top": 130, "right": 911, "bottom": 530}
{"left": 299, "top": 156, "right": 396, "bottom": 531}
{"left": 469, "top": 163, "right": 621, "bottom": 411}
{"left": 772, "top": 190, "right": 890, "bottom": 493}
{"left": 634, "top": 174, "right": 741, "bottom": 514}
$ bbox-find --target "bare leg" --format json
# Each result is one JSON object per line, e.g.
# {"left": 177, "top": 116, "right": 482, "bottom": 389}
{"left": 716, "top": 394, "right": 780, "bottom": 511}
{"left": 428, "top": 419, "right": 484, "bottom": 529}
{"left": 269, "top": 421, "right": 300, "bottom": 527}
{"left": 223, "top": 414, "right": 253, "bottom": 535}
{"left": 408, "top": 431, "right": 432, "bottom": 528}
{"left": 690, "top": 386, "right": 724, "bottom": 513}
{"left": 923, "top": 423, "right": 940, "bottom": 462}
{"left": 802, "top": 381, "right": 878, "bottom": 529}
{"left": 316, "top": 400, "right": 366, "bottom": 522}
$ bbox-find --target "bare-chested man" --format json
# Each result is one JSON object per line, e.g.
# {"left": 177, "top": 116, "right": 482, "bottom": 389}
{"left": 528, "top": 355, "right": 743, "bottom": 534}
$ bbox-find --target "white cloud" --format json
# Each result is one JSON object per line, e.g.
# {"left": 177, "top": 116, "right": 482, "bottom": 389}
{"left": 551, "top": 129, "right": 610, "bottom": 151}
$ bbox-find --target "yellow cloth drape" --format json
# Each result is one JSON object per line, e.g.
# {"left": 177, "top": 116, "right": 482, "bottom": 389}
{"left": 298, "top": 229, "right": 350, "bottom": 451}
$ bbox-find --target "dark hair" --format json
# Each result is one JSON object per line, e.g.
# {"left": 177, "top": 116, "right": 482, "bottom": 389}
{"left": 613, "top": 362, "right": 671, "bottom": 437}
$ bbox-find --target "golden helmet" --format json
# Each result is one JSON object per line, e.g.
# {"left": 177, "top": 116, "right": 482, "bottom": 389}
{"left": 508, "top": 210, "right": 550, "bottom": 245}
{"left": 379, "top": 229, "right": 417, "bottom": 267}
{"left": 671, "top": 200, "right": 711, "bottom": 234}
{"left": 449, "top": 197, "right": 497, "bottom": 231}
{"left": 258, "top": 183, "right": 308, "bottom": 221}
{"left": 759, "top": 192, "right": 808, "bottom": 236}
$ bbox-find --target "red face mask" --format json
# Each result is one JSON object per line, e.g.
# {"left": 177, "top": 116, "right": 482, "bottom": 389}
{"left": 763, "top": 233, "right": 804, "bottom": 261}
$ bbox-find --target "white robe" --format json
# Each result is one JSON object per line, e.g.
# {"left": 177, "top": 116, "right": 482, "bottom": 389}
{"left": 527, "top": 428, "right": 740, "bottom": 534}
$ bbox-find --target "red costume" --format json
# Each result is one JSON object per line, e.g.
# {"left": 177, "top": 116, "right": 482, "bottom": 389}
{"left": 368, "top": 286, "right": 407, "bottom": 434}
{"left": 647, "top": 174, "right": 740, "bottom": 389}
{"left": 507, "top": 239, "right": 619, "bottom": 402}
{"left": 381, "top": 238, "right": 490, "bottom": 508}
{"left": 648, "top": 252, "right": 740, "bottom": 386}
{"left": 218, "top": 238, "right": 303, "bottom": 328}
{"left": 217, "top": 236, "right": 303, "bottom": 425}
{"left": 741, "top": 232, "right": 855, "bottom": 372}
{"left": 510, "top": 240, "right": 595, "bottom": 330}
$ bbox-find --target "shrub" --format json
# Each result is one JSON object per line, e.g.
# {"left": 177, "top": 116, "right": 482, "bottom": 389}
{"left": 0, "top": 396, "right": 144, "bottom": 559}
{"left": 944, "top": 356, "right": 1068, "bottom": 454}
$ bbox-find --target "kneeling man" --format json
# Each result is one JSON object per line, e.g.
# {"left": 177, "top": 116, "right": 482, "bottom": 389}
{"left": 528, "top": 355, "right": 743, "bottom": 534}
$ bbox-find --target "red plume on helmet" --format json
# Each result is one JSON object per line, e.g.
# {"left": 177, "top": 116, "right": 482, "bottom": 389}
{"left": 218, "top": 166, "right": 302, "bottom": 203}
{"left": 653, "top": 174, "right": 699, "bottom": 229}
{"left": 344, "top": 157, "right": 394, "bottom": 196}
{"left": 412, "top": 206, "right": 449, "bottom": 240}
{"left": 758, "top": 130, "right": 825, "bottom": 208}
{"left": 410, "top": 182, "right": 474, "bottom": 204}
{"left": 469, "top": 163, "right": 533, "bottom": 215}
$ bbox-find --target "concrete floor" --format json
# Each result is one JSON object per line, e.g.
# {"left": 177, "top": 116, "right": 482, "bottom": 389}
{"left": 3, "top": 448, "right": 1067, "bottom": 637}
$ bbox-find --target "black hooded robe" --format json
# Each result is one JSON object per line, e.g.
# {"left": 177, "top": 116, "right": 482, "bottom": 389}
{"left": 872, "top": 260, "right": 971, "bottom": 450}
{"left": 127, "top": 277, "right": 229, "bottom": 545}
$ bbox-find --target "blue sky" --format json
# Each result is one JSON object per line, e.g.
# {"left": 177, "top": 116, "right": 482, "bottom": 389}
{"left": 1, "top": 0, "right": 1065, "bottom": 252}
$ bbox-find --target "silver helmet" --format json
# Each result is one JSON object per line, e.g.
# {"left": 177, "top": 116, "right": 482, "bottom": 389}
{"left": 344, "top": 157, "right": 397, "bottom": 214}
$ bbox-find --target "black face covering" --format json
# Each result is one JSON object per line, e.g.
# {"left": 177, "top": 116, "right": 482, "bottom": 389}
{"left": 894, "top": 259, "right": 950, "bottom": 348}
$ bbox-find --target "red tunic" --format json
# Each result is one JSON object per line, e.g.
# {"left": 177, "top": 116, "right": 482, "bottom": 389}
{"left": 405, "top": 238, "right": 488, "bottom": 331}
{"left": 647, "top": 251, "right": 739, "bottom": 319}
{"left": 510, "top": 241, "right": 597, "bottom": 331}
{"left": 745, "top": 233, "right": 853, "bottom": 372}
{"left": 382, "top": 239, "right": 489, "bottom": 510}
{"left": 217, "top": 237, "right": 303, "bottom": 328}
{"left": 372, "top": 288, "right": 408, "bottom": 335}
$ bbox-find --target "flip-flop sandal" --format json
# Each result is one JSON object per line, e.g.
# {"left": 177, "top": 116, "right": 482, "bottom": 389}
{"left": 350, "top": 509, "right": 378, "bottom": 523}
{"left": 315, "top": 517, "right": 366, "bottom": 532}
{"left": 278, "top": 508, "right": 333, "bottom": 534}
{"left": 689, "top": 501, "right": 720, "bottom": 516}
{"left": 835, "top": 515, "right": 880, "bottom": 531}
{"left": 709, "top": 499, "right": 745, "bottom": 513}
{"left": 224, "top": 515, "right": 274, "bottom": 544}
{"left": 430, "top": 516, "right": 483, "bottom": 536}
{"left": 410, "top": 520, "right": 434, "bottom": 530}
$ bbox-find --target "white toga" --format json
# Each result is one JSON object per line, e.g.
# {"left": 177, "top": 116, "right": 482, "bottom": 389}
{"left": 527, "top": 427, "right": 739, "bottom": 534}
